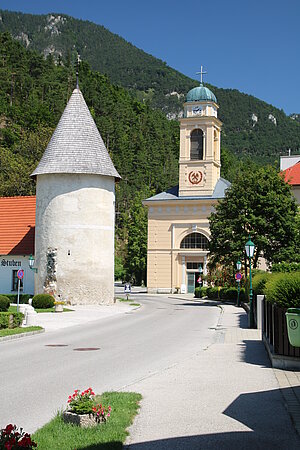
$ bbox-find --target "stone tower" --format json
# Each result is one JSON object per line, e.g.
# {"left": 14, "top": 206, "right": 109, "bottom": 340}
{"left": 31, "top": 87, "right": 121, "bottom": 305}
{"left": 179, "top": 83, "right": 222, "bottom": 197}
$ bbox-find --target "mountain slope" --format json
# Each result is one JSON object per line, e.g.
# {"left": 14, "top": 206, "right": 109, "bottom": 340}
{"left": 0, "top": 9, "right": 299, "bottom": 161}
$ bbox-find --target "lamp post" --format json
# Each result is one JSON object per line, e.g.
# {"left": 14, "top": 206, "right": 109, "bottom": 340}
{"left": 236, "top": 259, "right": 242, "bottom": 307}
{"left": 245, "top": 236, "right": 255, "bottom": 328}
{"left": 28, "top": 254, "right": 38, "bottom": 273}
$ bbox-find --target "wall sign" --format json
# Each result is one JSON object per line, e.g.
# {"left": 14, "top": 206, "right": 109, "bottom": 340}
{"left": 1, "top": 259, "right": 22, "bottom": 267}
{"left": 188, "top": 171, "right": 203, "bottom": 185}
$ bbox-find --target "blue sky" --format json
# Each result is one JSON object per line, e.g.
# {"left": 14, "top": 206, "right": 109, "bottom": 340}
{"left": 1, "top": 0, "right": 299, "bottom": 114}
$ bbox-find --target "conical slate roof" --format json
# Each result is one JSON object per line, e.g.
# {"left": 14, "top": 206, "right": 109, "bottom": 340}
{"left": 31, "top": 88, "right": 121, "bottom": 179}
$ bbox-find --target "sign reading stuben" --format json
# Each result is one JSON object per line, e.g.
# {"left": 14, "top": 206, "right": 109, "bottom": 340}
{"left": 1, "top": 259, "right": 22, "bottom": 267}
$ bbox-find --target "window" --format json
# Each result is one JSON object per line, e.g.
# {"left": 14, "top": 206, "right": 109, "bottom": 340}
{"left": 12, "top": 270, "right": 23, "bottom": 292}
{"left": 180, "top": 233, "right": 209, "bottom": 250}
{"left": 187, "top": 262, "right": 203, "bottom": 270}
{"left": 190, "top": 129, "right": 203, "bottom": 160}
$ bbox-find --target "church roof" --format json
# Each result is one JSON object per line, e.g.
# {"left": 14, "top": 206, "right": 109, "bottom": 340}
{"left": 31, "top": 88, "right": 121, "bottom": 180}
{"left": 144, "top": 177, "right": 231, "bottom": 202}
{"left": 186, "top": 85, "right": 217, "bottom": 103}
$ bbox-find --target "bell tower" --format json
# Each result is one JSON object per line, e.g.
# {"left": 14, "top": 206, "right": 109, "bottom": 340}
{"left": 179, "top": 67, "right": 222, "bottom": 197}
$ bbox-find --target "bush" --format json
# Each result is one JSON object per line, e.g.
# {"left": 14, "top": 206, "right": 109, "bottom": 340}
{"left": 0, "top": 295, "right": 10, "bottom": 312}
{"left": 225, "top": 287, "right": 238, "bottom": 301}
{"left": 0, "top": 294, "right": 32, "bottom": 304}
{"left": 0, "top": 312, "right": 23, "bottom": 329}
{"left": 32, "top": 294, "right": 55, "bottom": 309}
{"left": 206, "top": 287, "right": 219, "bottom": 299}
{"left": 194, "top": 287, "right": 201, "bottom": 298}
{"left": 194, "top": 287, "right": 208, "bottom": 298}
{"left": 264, "top": 272, "right": 300, "bottom": 308}
{"left": 252, "top": 272, "right": 272, "bottom": 295}
{"left": 272, "top": 262, "right": 300, "bottom": 273}
{"left": 201, "top": 287, "right": 208, "bottom": 297}
{"left": 240, "top": 288, "right": 246, "bottom": 303}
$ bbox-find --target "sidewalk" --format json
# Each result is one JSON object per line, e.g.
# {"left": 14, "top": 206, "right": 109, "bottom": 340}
{"left": 32, "top": 302, "right": 133, "bottom": 332}
{"left": 125, "top": 302, "right": 300, "bottom": 449}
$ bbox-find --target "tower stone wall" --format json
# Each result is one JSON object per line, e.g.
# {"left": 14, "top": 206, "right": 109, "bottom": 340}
{"left": 35, "top": 173, "right": 115, "bottom": 304}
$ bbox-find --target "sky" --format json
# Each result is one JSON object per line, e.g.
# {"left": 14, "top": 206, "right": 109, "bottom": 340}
{"left": 1, "top": 0, "right": 299, "bottom": 114}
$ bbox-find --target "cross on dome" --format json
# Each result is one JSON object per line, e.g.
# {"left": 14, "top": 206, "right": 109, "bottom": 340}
{"left": 196, "top": 65, "right": 207, "bottom": 86}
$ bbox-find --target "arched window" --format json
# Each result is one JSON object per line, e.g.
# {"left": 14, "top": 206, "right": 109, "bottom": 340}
{"left": 190, "top": 129, "right": 203, "bottom": 160}
{"left": 180, "top": 232, "right": 209, "bottom": 250}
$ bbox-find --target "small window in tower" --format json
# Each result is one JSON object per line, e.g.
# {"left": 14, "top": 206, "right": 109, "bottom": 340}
{"left": 190, "top": 129, "right": 203, "bottom": 160}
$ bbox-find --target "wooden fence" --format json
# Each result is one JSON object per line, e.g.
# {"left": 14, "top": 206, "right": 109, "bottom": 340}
{"left": 263, "top": 298, "right": 300, "bottom": 358}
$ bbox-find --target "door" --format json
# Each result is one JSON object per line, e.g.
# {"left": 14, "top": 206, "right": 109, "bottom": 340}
{"left": 187, "top": 273, "right": 195, "bottom": 293}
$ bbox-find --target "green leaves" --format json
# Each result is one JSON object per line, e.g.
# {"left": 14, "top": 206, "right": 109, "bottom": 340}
{"left": 209, "top": 164, "right": 299, "bottom": 270}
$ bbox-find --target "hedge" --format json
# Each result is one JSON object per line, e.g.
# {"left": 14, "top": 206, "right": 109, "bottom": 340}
{"left": 0, "top": 312, "right": 24, "bottom": 329}
{"left": 194, "top": 287, "right": 208, "bottom": 298}
{"left": 206, "top": 287, "right": 219, "bottom": 299}
{"left": 32, "top": 294, "right": 55, "bottom": 309}
{"left": 272, "top": 262, "right": 300, "bottom": 273}
{"left": 264, "top": 272, "right": 300, "bottom": 308}
{"left": 0, "top": 294, "right": 32, "bottom": 304}
{"left": 252, "top": 272, "right": 272, "bottom": 296}
{"left": 0, "top": 295, "right": 10, "bottom": 312}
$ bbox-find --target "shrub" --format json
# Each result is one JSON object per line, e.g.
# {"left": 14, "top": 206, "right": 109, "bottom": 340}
{"left": 0, "top": 294, "right": 32, "bottom": 304}
{"left": 224, "top": 287, "right": 238, "bottom": 301}
{"left": 272, "top": 262, "right": 300, "bottom": 273}
{"left": 264, "top": 272, "right": 300, "bottom": 308}
{"left": 32, "top": 294, "right": 54, "bottom": 309}
{"left": 0, "top": 312, "right": 23, "bottom": 329}
{"left": 0, "top": 295, "right": 10, "bottom": 312}
{"left": 194, "top": 287, "right": 208, "bottom": 298}
{"left": 252, "top": 272, "right": 272, "bottom": 295}
{"left": 219, "top": 287, "right": 227, "bottom": 300}
{"left": 201, "top": 287, "right": 208, "bottom": 297}
{"left": 206, "top": 287, "right": 219, "bottom": 299}
{"left": 194, "top": 287, "right": 201, "bottom": 298}
{"left": 239, "top": 288, "right": 246, "bottom": 303}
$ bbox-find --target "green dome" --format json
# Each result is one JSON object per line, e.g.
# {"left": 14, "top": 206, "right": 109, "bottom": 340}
{"left": 186, "top": 85, "right": 217, "bottom": 103}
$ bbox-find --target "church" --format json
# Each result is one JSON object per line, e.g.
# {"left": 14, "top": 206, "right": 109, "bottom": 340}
{"left": 144, "top": 74, "right": 231, "bottom": 294}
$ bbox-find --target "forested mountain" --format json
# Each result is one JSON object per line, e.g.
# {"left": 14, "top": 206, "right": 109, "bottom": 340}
{"left": 0, "top": 32, "right": 181, "bottom": 280}
{"left": 0, "top": 9, "right": 299, "bottom": 161}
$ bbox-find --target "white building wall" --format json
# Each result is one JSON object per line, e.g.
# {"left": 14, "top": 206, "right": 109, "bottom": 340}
{"left": 0, "top": 255, "right": 34, "bottom": 295}
{"left": 35, "top": 173, "right": 115, "bottom": 305}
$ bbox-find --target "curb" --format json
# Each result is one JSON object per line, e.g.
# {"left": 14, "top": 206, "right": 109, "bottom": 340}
{"left": 0, "top": 328, "right": 45, "bottom": 343}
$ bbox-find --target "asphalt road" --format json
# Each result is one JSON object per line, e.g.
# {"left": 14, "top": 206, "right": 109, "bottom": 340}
{"left": 0, "top": 295, "right": 220, "bottom": 433}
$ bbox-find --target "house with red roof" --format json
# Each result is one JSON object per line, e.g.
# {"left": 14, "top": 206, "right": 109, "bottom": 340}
{"left": 0, "top": 196, "right": 35, "bottom": 295}
{"left": 280, "top": 155, "right": 300, "bottom": 204}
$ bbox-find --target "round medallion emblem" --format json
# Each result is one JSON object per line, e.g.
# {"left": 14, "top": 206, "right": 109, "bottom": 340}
{"left": 289, "top": 319, "right": 298, "bottom": 330}
{"left": 188, "top": 171, "right": 203, "bottom": 185}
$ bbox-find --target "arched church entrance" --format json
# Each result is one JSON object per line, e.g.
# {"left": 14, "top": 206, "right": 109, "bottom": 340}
{"left": 180, "top": 232, "right": 209, "bottom": 293}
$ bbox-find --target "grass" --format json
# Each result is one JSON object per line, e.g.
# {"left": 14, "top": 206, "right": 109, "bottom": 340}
{"left": 33, "top": 391, "right": 142, "bottom": 450}
{"left": 8, "top": 306, "right": 74, "bottom": 313}
{"left": 0, "top": 326, "right": 43, "bottom": 337}
{"left": 117, "top": 299, "right": 140, "bottom": 307}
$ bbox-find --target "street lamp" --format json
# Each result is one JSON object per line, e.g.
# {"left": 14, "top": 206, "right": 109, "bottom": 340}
{"left": 28, "top": 254, "right": 38, "bottom": 273}
{"left": 245, "top": 236, "right": 255, "bottom": 328}
{"left": 236, "top": 259, "right": 242, "bottom": 307}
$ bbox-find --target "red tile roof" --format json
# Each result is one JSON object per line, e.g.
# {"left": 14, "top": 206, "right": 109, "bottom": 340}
{"left": 0, "top": 196, "right": 36, "bottom": 255}
{"left": 282, "top": 161, "right": 300, "bottom": 186}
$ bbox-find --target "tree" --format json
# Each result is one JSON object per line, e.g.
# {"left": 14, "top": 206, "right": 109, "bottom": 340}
{"left": 124, "top": 192, "right": 148, "bottom": 286}
{"left": 208, "top": 164, "right": 299, "bottom": 272}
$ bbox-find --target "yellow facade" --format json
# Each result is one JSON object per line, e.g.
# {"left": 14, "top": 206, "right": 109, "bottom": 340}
{"left": 144, "top": 83, "right": 229, "bottom": 294}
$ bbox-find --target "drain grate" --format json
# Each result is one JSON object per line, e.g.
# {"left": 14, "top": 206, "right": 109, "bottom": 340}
{"left": 45, "top": 344, "right": 68, "bottom": 347}
{"left": 73, "top": 347, "right": 100, "bottom": 351}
